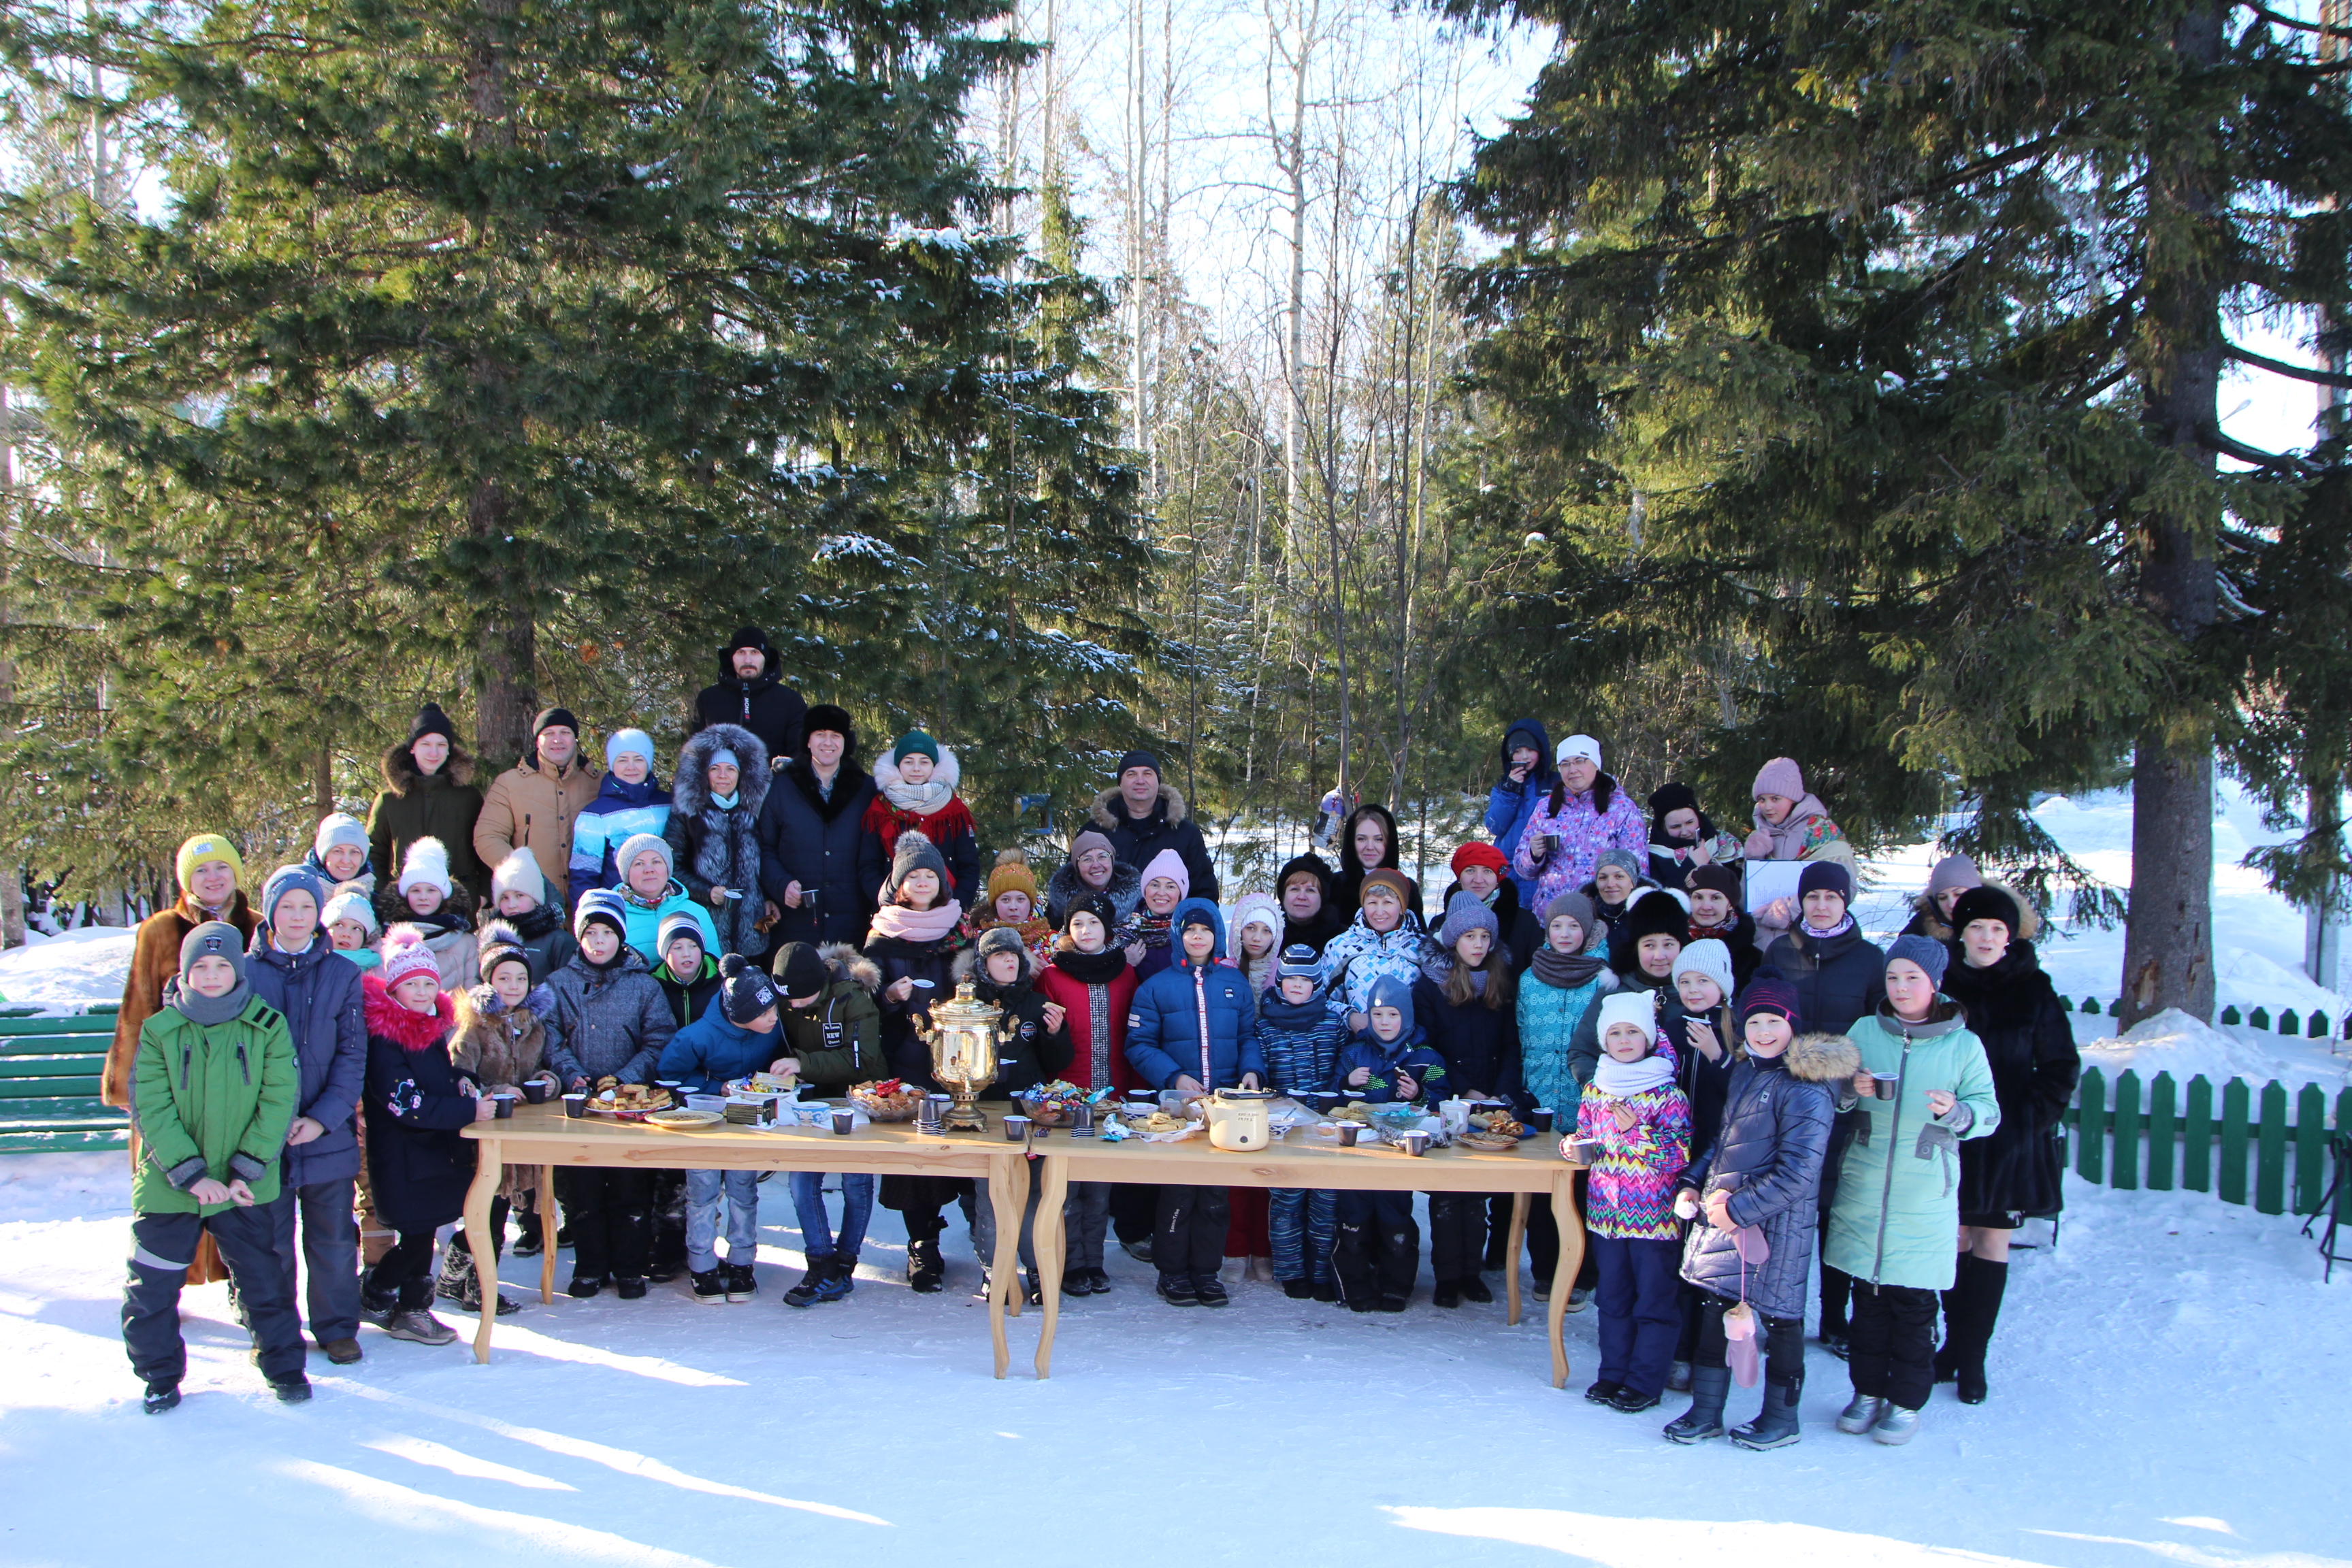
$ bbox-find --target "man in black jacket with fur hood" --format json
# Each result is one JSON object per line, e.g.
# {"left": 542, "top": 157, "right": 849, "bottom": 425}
{"left": 690, "top": 626, "right": 807, "bottom": 768}
{"left": 1092, "top": 750, "right": 1218, "bottom": 902}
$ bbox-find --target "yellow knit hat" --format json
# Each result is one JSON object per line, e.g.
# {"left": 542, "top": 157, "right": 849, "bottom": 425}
{"left": 175, "top": 833, "right": 245, "bottom": 894}
{"left": 984, "top": 848, "right": 1038, "bottom": 909}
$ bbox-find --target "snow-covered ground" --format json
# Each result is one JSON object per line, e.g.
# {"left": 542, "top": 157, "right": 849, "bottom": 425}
{"left": 0, "top": 1152, "right": 2345, "bottom": 1568}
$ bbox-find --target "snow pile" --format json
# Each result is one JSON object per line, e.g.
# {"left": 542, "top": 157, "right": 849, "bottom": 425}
{"left": 0, "top": 1156, "right": 2346, "bottom": 1568}
{"left": 2078, "top": 1007, "right": 2347, "bottom": 1094}
{"left": 0, "top": 926, "right": 134, "bottom": 1012}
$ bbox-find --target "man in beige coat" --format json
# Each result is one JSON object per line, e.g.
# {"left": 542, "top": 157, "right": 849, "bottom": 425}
{"left": 472, "top": 706, "right": 602, "bottom": 903}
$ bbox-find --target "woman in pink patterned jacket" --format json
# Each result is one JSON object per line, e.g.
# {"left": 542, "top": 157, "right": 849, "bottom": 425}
{"left": 1511, "top": 734, "right": 1648, "bottom": 914}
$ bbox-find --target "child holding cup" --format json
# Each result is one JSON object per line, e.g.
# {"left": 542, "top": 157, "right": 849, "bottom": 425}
{"left": 1573, "top": 989, "right": 1690, "bottom": 1413}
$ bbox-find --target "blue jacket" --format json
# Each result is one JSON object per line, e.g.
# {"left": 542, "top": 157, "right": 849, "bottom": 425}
{"left": 1124, "top": 900, "right": 1265, "bottom": 1090}
{"left": 1518, "top": 964, "right": 1614, "bottom": 1115}
{"left": 1484, "top": 717, "right": 1553, "bottom": 906}
{"left": 572, "top": 772, "right": 674, "bottom": 892}
{"left": 1256, "top": 992, "right": 1346, "bottom": 1096}
{"left": 619, "top": 879, "right": 720, "bottom": 968}
{"left": 246, "top": 930, "right": 367, "bottom": 1188}
{"left": 658, "top": 996, "right": 784, "bottom": 1094}
{"left": 1331, "top": 1024, "right": 1448, "bottom": 1105}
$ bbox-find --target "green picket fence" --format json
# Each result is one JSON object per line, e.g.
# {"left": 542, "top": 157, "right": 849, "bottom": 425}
{"left": 2065, "top": 1066, "right": 2351, "bottom": 1220}
{"left": 2068, "top": 995, "right": 2351, "bottom": 1041}
{"left": 0, "top": 1007, "right": 129, "bottom": 1154}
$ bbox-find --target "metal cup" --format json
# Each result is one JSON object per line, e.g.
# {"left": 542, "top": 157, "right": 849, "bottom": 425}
{"left": 830, "top": 1109, "right": 856, "bottom": 1136}
{"left": 521, "top": 1080, "right": 553, "bottom": 1105}
{"left": 1335, "top": 1123, "right": 1362, "bottom": 1147}
{"left": 1399, "top": 1130, "right": 1431, "bottom": 1158}
{"left": 1003, "top": 1115, "right": 1032, "bottom": 1143}
{"left": 562, "top": 1093, "right": 588, "bottom": 1119}
{"left": 491, "top": 1093, "right": 517, "bottom": 1120}
{"left": 1873, "top": 1072, "right": 1901, "bottom": 1101}
{"left": 1567, "top": 1137, "right": 1605, "bottom": 1164}
{"left": 1529, "top": 1107, "right": 1556, "bottom": 1132}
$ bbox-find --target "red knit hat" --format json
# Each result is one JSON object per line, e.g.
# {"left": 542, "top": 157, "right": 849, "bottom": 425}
{"left": 1450, "top": 842, "right": 1509, "bottom": 876}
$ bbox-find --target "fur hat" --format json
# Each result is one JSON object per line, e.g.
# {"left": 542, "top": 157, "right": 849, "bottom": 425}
{"left": 1277, "top": 943, "right": 1322, "bottom": 981}
{"left": 771, "top": 941, "right": 831, "bottom": 1002}
{"left": 261, "top": 864, "right": 330, "bottom": 930}
{"left": 378, "top": 924, "right": 441, "bottom": 990}
{"left": 985, "top": 849, "right": 1039, "bottom": 909}
{"left": 719, "top": 953, "right": 780, "bottom": 1026}
{"left": 1927, "top": 853, "right": 1984, "bottom": 896}
{"left": 882, "top": 828, "right": 950, "bottom": 905}
{"left": 1675, "top": 938, "right": 1735, "bottom": 999}
{"left": 491, "top": 849, "right": 547, "bottom": 907}
{"left": 476, "top": 919, "right": 533, "bottom": 984}
{"left": 178, "top": 920, "right": 249, "bottom": 987}
{"left": 1555, "top": 733, "right": 1603, "bottom": 768}
{"left": 1230, "top": 892, "right": 1282, "bottom": 947}
{"left": 616, "top": 832, "right": 673, "bottom": 885}
{"left": 573, "top": 888, "right": 627, "bottom": 941}
{"left": 323, "top": 887, "right": 378, "bottom": 934}
{"left": 655, "top": 910, "right": 706, "bottom": 962}
{"left": 175, "top": 833, "right": 244, "bottom": 896}
{"left": 1737, "top": 966, "right": 1801, "bottom": 1029}
{"left": 975, "top": 924, "right": 1031, "bottom": 976}
{"left": 1358, "top": 868, "right": 1416, "bottom": 909}
{"left": 1623, "top": 889, "right": 1690, "bottom": 947}
{"left": 1686, "top": 862, "right": 1742, "bottom": 900}
{"left": 1886, "top": 934, "right": 1950, "bottom": 988}
{"left": 1752, "top": 757, "right": 1806, "bottom": 801}
{"left": 1595, "top": 988, "right": 1657, "bottom": 1046}
{"left": 802, "top": 704, "right": 853, "bottom": 745}
{"left": 395, "top": 837, "right": 454, "bottom": 898}
{"left": 1797, "top": 860, "right": 1852, "bottom": 905}
{"left": 1951, "top": 885, "right": 2021, "bottom": 936}
{"left": 1139, "top": 849, "right": 1191, "bottom": 898}
{"left": 1450, "top": 841, "right": 1509, "bottom": 877}
{"left": 1436, "top": 889, "right": 1499, "bottom": 949}
{"left": 1366, "top": 973, "right": 1416, "bottom": 1034}
{"left": 605, "top": 728, "right": 656, "bottom": 770}
{"left": 312, "top": 813, "right": 368, "bottom": 860}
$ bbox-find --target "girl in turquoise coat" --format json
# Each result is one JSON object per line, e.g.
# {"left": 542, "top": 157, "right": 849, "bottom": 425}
{"left": 1515, "top": 889, "right": 1615, "bottom": 1302}
{"left": 1825, "top": 936, "right": 1999, "bottom": 1447}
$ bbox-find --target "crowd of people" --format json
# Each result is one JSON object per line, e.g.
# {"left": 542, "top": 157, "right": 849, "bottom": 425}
{"left": 104, "top": 625, "right": 2082, "bottom": 1451}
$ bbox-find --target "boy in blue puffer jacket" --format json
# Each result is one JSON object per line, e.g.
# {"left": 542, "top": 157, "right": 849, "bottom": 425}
{"left": 1124, "top": 898, "right": 1265, "bottom": 1308}
{"left": 1328, "top": 975, "right": 1448, "bottom": 1313}
{"left": 1260, "top": 943, "right": 1345, "bottom": 1301}
{"left": 657, "top": 955, "right": 783, "bottom": 1304}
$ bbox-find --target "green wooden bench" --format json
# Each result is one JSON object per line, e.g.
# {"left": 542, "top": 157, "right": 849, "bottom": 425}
{"left": 0, "top": 1005, "right": 129, "bottom": 1154}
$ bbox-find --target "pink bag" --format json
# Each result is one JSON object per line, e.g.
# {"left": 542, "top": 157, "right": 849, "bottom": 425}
{"left": 1723, "top": 1224, "right": 1773, "bottom": 1388}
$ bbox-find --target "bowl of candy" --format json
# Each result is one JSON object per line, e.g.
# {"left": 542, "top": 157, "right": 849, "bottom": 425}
{"left": 848, "top": 1079, "right": 928, "bottom": 1122}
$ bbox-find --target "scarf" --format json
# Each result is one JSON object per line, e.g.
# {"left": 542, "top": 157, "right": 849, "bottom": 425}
{"left": 1052, "top": 944, "right": 1129, "bottom": 985}
{"left": 881, "top": 776, "right": 956, "bottom": 817}
{"left": 1593, "top": 1054, "right": 1676, "bottom": 1098}
{"left": 1532, "top": 944, "right": 1607, "bottom": 990}
{"left": 1688, "top": 915, "right": 1742, "bottom": 945}
{"left": 1749, "top": 793, "right": 1831, "bottom": 860}
{"left": 868, "top": 900, "right": 964, "bottom": 943}
{"left": 166, "top": 977, "right": 252, "bottom": 1028}
{"left": 1120, "top": 909, "right": 1173, "bottom": 950}
{"left": 710, "top": 791, "right": 740, "bottom": 811}
{"left": 1799, "top": 912, "right": 1857, "bottom": 942}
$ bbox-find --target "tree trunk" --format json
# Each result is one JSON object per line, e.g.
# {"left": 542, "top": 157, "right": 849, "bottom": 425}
{"left": 313, "top": 738, "right": 335, "bottom": 821}
{"left": 469, "top": 477, "right": 536, "bottom": 767}
{"left": 2120, "top": 3, "right": 2224, "bottom": 1028}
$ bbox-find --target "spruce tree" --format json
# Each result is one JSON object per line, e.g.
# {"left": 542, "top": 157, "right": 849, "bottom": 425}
{"left": 1445, "top": 0, "right": 2352, "bottom": 1022}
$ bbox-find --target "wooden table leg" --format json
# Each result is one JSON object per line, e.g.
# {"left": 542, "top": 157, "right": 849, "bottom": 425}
{"left": 1030, "top": 1157, "right": 1068, "bottom": 1380}
{"left": 1548, "top": 1169, "right": 1584, "bottom": 1390}
{"left": 1505, "top": 1192, "right": 1530, "bottom": 1327}
{"left": 987, "top": 1152, "right": 1028, "bottom": 1380}
{"left": 537, "top": 1166, "right": 557, "bottom": 1305}
{"left": 464, "top": 1138, "right": 503, "bottom": 1365}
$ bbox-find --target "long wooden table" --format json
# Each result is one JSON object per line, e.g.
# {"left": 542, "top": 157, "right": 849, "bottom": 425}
{"left": 1022, "top": 1128, "right": 1586, "bottom": 1384}
{"left": 461, "top": 1105, "right": 1587, "bottom": 1386}
{"left": 461, "top": 1103, "right": 1036, "bottom": 1375}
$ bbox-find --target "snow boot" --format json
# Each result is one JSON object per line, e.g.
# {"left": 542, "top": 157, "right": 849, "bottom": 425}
{"left": 1157, "top": 1273, "right": 1199, "bottom": 1307}
{"left": 1085, "top": 1268, "right": 1112, "bottom": 1294}
{"left": 1872, "top": 1403, "right": 1923, "bottom": 1446}
{"left": 319, "top": 1337, "right": 363, "bottom": 1366}
{"left": 1433, "top": 1280, "right": 1463, "bottom": 1309}
{"left": 725, "top": 1263, "right": 758, "bottom": 1303}
{"left": 434, "top": 1240, "right": 475, "bottom": 1303}
{"left": 1729, "top": 1379, "right": 1803, "bottom": 1450}
{"left": 691, "top": 1268, "right": 728, "bottom": 1305}
{"left": 1460, "top": 1277, "right": 1494, "bottom": 1305}
{"left": 908, "top": 1228, "right": 945, "bottom": 1294}
{"left": 615, "top": 1277, "right": 648, "bottom": 1300}
{"left": 1663, "top": 1366, "right": 1731, "bottom": 1443}
{"left": 1836, "top": 1394, "right": 1889, "bottom": 1435}
{"left": 142, "top": 1381, "right": 180, "bottom": 1416}
{"left": 783, "top": 1257, "right": 838, "bottom": 1309}
{"left": 1193, "top": 1273, "right": 1228, "bottom": 1307}
{"left": 814, "top": 1256, "right": 859, "bottom": 1304}
{"left": 1953, "top": 1254, "right": 2004, "bottom": 1405}
{"left": 1666, "top": 1359, "right": 1693, "bottom": 1393}
{"left": 270, "top": 1375, "right": 313, "bottom": 1405}
{"left": 1607, "top": 1387, "right": 1663, "bottom": 1415}
{"left": 1584, "top": 1378, "right": 1624, "bottom": 1405}
{"left": 1280, "top": 1277, "right": 1315, "bottom": 1300}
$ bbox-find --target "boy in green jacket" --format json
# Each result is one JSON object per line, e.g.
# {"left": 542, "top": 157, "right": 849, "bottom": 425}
{"left": 125, "top": 921, "right": 307, "bottom": 1412}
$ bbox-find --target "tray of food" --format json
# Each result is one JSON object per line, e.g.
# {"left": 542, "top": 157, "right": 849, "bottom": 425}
{"left": 849, "top": 1079, "right": 928, "bottom": 1121}
{"left": 1454, "top": 1108, "right": 1529, "bottom": 1151}
{"left": 728, "top": 1070, "right": 798, "bottom": 1098}
{"left": 586, "top": 1081, "right": 673, "bottom": 1120}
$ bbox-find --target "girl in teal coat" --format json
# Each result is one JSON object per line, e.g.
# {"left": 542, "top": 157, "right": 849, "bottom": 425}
{"left": 1514, "top": 890, "right": 1614, "bottom": 1301}
{"left": 1825, "top": 936, "right": 1999, "bottom": 1447}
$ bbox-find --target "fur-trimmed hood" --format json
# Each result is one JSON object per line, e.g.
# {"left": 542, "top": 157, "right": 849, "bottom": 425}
{"left": 374, "top": 876, "right": 476, "bottom": 931}
{"left": 362, "top": 970, "right": 457, "bottom": 1051}
{"left": 874, "top": 742, "right": 962, "bottom": 796}
{"left": 1090, "top": 779, "right": 1188, "bottom": 832}
{"left": 1779, "top": 1029, "right": 1863, "bottom": 1084}
{"left": 952, "top": 940, "right": 1038, "bottom": 990}
{"left": 819, "top": 941, "right": 883, "bottom": 996}
{"left": 1046, "top": 855, "right": 1142, "bottom": 924}
{"left": 380, "top": 739, "right": 476, "bottom": 795}
{"left": 672, "top": 723, "right": 771, "bottom": 819}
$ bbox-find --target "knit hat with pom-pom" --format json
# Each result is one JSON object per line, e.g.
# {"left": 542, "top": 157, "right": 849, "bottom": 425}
{"left": 396, "top": 837, "right": 455, "bottom": 898}
{"left": 378, "top": 924, "right": 442, "bottom": 990}
{"left": 985, "top": 848, "right": 1039, "bottom": 908}
{"left": 719, "top": 953, "right": 781, "bottom": 1026}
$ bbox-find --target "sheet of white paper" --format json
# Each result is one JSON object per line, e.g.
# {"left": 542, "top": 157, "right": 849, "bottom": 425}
{"left": 1743, "top": 860, "right": 1804, "bottom": 916}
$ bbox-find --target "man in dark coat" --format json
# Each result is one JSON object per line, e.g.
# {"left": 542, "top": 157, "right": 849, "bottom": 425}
{"left": 690, "top": 626, "right": 807, "bottom": 767}
{"left": 1092, "top": 749, "right": 1218, "bottom": 901}
{"left": 757, "top": 703, "right": 885, "bottom": 947}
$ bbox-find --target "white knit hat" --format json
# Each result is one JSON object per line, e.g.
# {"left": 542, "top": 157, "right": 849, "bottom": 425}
{"left": 312, "top": 812, "right": 368, "bottom": 858}
{"left": 378, "top": 924, "right": 440, "bottom": 989}
{"left": 491, "top": 848, "right": 546, "bottom": 906}
{"left": 1674, "top": 938, "right": 1735, "bottom": 999}
{"left": 395, "top": 837, "right": 453, "bottom": 898}
{"left": 323, "top": 887, "right": 377, "bottom": 934}
{"left": 616, "top": 832, "right": 672, "bottom": 884}
{"left": 1596, "top": 987, "right": 1656, "bottom": 1045}
{"left": 1556, "top": 733, "right": 1603, "bottom": 768}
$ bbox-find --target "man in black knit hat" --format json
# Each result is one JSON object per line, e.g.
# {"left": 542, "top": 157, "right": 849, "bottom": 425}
{"left": 689, "top": 625, "right": 806, "bottom": 766}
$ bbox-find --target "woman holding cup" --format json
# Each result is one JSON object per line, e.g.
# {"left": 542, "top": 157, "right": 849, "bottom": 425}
{"left": 1823, "top": 937, "right": 1999, "bottom": 1447}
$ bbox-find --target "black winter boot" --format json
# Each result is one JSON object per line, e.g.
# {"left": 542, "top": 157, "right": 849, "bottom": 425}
{"left": 1729, "top": 1379, "right": 1805, "bottom": 1451}
{"left": 783, "top": 1257, "right": 838, "bottom": 1309}
{"left": 1663, "top": 1366, "right": 1731, "bottom": 1443}
{"left": 434, "top": 1240, "right": 475, "bottom": 1303}
{"left": 907, "top": 1229, "right": 945, "bottom": 1294}
{"left": 1953, "top": 1255, "right": 2005, "bottom": 1405}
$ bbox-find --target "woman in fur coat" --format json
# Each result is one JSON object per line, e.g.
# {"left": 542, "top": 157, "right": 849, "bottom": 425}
{"left": 664, "top": 722, "right": 772, "bottom": 958}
